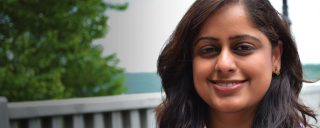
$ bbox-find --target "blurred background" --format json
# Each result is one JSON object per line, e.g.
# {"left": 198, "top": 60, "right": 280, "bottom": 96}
{"left": 1, "top": 0, "right": 319, "bottom": 128}
{"left": 1, "top": 0, "right": 320, "bottom": 101}
{"left": 99, "top": 0, "right": 320, "bottom": 94}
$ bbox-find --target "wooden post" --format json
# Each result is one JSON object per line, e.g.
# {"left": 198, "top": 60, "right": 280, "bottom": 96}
{"left": 0, "top": 97, "right": 10, "bottom": 128}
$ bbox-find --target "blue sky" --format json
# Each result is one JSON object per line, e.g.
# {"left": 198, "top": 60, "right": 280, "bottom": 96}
{"left": 97, "top": 0, "right": 320, "bottom": 72}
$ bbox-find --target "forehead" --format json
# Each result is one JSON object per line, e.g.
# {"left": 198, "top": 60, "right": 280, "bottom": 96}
{"left": 197, "top": 3, "right": 266, "bottom": 41}
{"left": 200, "top": 3, "right": 252, "bottom": 33}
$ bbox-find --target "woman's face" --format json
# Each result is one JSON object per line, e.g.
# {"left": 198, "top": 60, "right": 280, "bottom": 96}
{"left": 192, "top": 3, "right": 281, "bottom": 114}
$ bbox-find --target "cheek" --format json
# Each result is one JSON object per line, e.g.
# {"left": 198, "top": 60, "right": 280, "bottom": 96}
{"left": 192, "top": 57, "right": 214, "bottom": 101}
{"left": 245, "top": 60, "right": 272, "bottom": 78}
{"left": 192, "top": 57, "right": 213, "bottom": 80}
{"left": 243, "top": 54, "right": 273, "bottom": 91}
{"left": 192, "top": 57, "right": 213, "bottom": 78}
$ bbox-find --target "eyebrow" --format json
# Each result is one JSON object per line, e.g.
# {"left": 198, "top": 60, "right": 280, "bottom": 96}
{"left": 193, "top": 36, "right": 218, "bottom": 47}
{"left": 194, "top": 34, "right": 261, "bottom": 46}
{"left": 229, "top": 34, "right": 261, "bottom": 44}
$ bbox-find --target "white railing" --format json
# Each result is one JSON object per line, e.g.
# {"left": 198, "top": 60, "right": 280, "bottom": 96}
{"left": 300, "top": 82, "right": 320, "bottom": 126}
{"left": 0, "top": 82, "right": 319, "bottom": 128}
{"left": 0, "top": 93, "right": 163, "bottom": 128}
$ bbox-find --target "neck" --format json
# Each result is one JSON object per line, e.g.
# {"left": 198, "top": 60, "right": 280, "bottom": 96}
{"left": 207, "top": 108, "right": 256, "bottom": 128}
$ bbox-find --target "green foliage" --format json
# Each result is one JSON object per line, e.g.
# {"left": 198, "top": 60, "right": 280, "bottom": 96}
{"left": 0, "top": 0, "right": 128, "bottom": 101}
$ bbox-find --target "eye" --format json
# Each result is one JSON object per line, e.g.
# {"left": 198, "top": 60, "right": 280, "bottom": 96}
{"left": 198, "top": 45, "right": 220, "bottom": 57}
{"left": 232, "top": 43, "right": 255, "bottom": 55}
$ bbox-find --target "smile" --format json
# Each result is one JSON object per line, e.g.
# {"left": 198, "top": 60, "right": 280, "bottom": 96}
{"left": 208, "top": 80, "right": 247, "bottom": 91}
{"left": 215, "top": 82, "right": 239, "bottom": 87}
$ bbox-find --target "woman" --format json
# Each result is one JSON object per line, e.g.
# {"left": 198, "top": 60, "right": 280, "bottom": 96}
{"left": 156, "top": 0, "right": 317, "bottom": 127}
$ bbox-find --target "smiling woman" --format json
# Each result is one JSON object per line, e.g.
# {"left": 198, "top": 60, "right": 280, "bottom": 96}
{"left": 156, "top": 0, "right": 317, "bottom": 128}
{"left": 192, "top": 3, "right": 281, "bottom": 127}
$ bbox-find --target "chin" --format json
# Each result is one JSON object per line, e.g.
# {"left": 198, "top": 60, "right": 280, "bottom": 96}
{"left": 214, "top": 104, "right": 245, "bottom": 113}
{"left": 209, "top": 99, "right": 252, "bottom": 113}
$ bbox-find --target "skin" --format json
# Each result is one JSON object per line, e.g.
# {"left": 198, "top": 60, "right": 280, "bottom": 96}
{"left": 192, "top": 3, "right": 282, "bottom": 128}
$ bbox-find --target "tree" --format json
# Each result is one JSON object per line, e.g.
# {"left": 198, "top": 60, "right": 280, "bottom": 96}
{"left": 0, "top": 0, "right": 128, "bottom": 101}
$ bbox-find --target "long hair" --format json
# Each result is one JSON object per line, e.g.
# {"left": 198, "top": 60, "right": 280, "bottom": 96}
{"left": 156, "top": 0, "right": 317, "bottom": 128}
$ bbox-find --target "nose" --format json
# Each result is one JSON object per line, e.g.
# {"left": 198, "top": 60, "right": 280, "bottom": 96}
{"left": 214, "top": 49, "right": 237, "bottom": 74}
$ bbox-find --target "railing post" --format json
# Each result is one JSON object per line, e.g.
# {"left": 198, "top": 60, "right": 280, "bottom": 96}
{"left": 0, "top": 97, "right": 10, "bottom": 128}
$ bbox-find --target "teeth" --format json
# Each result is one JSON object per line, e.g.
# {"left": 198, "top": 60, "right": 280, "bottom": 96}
{"left": 215, "top": 82, "right": 237, "bottom": 87}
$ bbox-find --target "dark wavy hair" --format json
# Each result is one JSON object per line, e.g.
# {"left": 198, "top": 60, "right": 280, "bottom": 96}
{"left": 156, "top": 0, "right": 317, "bottom": 127}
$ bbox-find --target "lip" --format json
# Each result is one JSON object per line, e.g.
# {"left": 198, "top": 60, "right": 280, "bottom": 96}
{"left": 208, "top": 79, "right": 247, "bottom": 93}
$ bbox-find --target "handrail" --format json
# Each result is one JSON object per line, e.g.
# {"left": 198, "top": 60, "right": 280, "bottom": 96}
{"left": 8, "top": 92, "right": 163, "bottom": 119}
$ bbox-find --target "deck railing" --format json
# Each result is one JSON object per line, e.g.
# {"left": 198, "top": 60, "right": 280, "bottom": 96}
{"left": 1, "top": 82, "right": 319, "bottom": 128}
{"left": 0, "top": 93, "right": 163, "bottom": 128}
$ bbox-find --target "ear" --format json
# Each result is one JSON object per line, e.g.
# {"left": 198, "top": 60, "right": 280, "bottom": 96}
{"left": 272, "top": 41, "right": 283, "bottom": 73}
